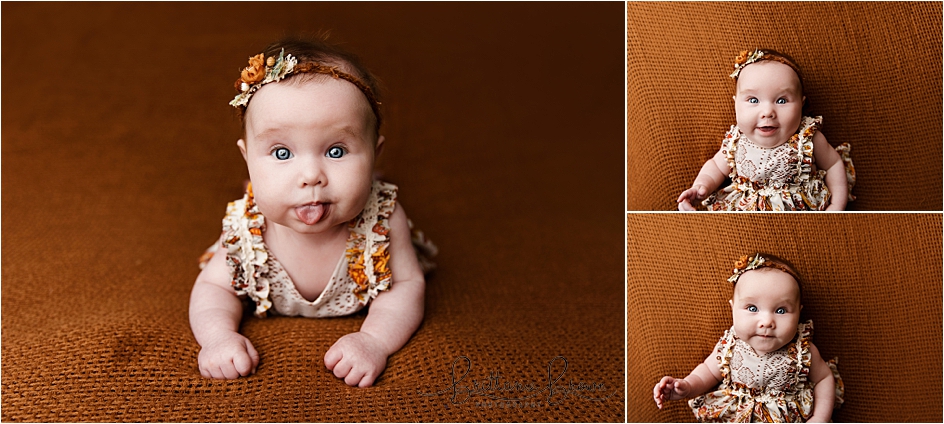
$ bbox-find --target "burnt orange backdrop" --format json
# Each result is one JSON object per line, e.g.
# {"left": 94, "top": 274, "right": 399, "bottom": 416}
{"left": 627, "top": 214, "right": 943, "bottom": 422}
{"left": 1, "top": 2, "right": 625, "bottom": 421}
{"left": 627, "top": 2, "right": 943, "bottom": 211}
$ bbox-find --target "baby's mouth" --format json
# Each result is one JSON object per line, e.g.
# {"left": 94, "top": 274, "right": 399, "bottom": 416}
{"left": 295, "top": 203, "right": 327, "bottom": 225}
{"left": 756, "top": 126, "right": 778, "bottom": 135}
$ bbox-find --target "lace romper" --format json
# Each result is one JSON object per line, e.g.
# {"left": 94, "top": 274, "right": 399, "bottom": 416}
{"left": 689, "top": 320, "right": 844, "bottom": 423}
{"left": 199, "top": 180, "right": 437, "bottom": 318}
{"left": 703, "top": 116, "right": 856, "bottom": 211}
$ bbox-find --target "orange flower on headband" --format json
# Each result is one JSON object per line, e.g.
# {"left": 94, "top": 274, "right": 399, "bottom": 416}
{"left": 730, "top": 49, "right": 766, "bottom": 79}
{"left": 727, "top": 253, "right": 767, "bottom": 283}
{"left": 240, "top": 54, "right": 267, "bottom": 85}
{"left": 230, "top": 49, "right": 298, "bottom": 107}
{"left": 734, "top": 255, "right": 750, "bottom": 270}
{"left": 735, "top": 51, "right": 750, "bottom": 65}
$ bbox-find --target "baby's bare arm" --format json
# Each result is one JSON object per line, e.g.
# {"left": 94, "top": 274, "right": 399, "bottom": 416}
{"left": 806, "top": 343, "right": 836, "bottom": 422}
{"left": 324, "top": 204, "right": 426, "bottom": 387}
{"left": 685, "top": 353, "right": 724, "bottom": 395}
{"left": 811, "top": 132, "right": 848, "bottom": 211}
{"left": 653, "top": 352, "right": 723, "bottom": 408}
{"left": 189, "top": 236, "right": 258, "bottom": 379}
{"left": 677, "top": 151, "right": 730, "bottom": 211}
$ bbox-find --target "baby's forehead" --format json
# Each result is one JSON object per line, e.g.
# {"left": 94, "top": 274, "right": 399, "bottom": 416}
{"left": 734, "top": 268, "right": 801, "bottom": 300}
{"left": 247, "top": 77, "right": 377, "bottom": 131}
{"left": 736, "top": 61, "right": 802, "bottom": 92}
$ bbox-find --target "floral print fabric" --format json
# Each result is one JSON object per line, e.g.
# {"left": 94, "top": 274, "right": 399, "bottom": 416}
{"left": 199, "top": 180, "right": 436, "bottom": 318}
{"left": 688, "top": 320, "right": 844, "bottom": 423}
{"left": 703, "top": 116, "right": 856, "bottom": 211}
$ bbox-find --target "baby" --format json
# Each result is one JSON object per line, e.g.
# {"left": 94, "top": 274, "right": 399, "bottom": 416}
{"left": 677, "top": 50, "right": 856, "bottom": 211}
{"left": 189, "top": 38, "right": 436, "bottom": 387}
{"left": 653, "top": 253, "right": 844, "bottom": 422}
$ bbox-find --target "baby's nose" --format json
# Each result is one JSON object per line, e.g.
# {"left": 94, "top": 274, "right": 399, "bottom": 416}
{"left": 758, "top": 315, "right": 775, "bottom": 327}
{"left": 300, "top": 159, "right": 326, "bottom": 187}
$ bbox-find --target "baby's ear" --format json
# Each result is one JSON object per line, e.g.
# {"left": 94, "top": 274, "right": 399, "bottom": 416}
{"left": 374, "top": 135, "right": 386, "bottom": 158}
{"left": 237, "top": 139, "right": 248, "bottom": 162}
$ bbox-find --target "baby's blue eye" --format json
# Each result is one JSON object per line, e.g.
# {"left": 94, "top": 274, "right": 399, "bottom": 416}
{"left": 272, "top": 147, "right": 293, "bottom": 160}
{"left": 747, "top": 305, "right": 758, "bottom": 312}
{"left": 326, "top": 146, "right": 346, "bottom": 159}
{"left": 748, "top": 98, "right": 759, "bottom": 104}
{"left": 776, "top": 307, "right": 786, "bottom": 314}
{"left": 776, "top": 98, "right": 787, "bottom": 104}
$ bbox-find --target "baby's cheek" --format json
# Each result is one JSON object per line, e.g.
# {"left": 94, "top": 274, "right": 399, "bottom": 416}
{"left": 251, "top": 191, "right": 282, "bottom": 219}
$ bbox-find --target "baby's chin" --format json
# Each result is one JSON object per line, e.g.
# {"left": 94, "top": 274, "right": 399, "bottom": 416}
{"left": 745, "top": 337, "right": 791, "bottom": 354}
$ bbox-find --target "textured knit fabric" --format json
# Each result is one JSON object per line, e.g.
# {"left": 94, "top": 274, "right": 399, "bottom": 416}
{"left": 627, "top": 2, "right": 943, "bottom": 210}
{"left": 2, "top": 2, "right": 626, "bottom": 422}
{"left": 627, "top": 214, "right": 943, "bottom": 422}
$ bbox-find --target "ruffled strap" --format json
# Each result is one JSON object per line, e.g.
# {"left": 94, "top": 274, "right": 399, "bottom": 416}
{"left": 716, "top": 327, "right": 737, "bottom": 385}
{"left": 835, "top": 143, "right": 856, "bottom": 201}
{"left": 221, "top": 183, "right": 272, "bottom": 317}
{"left": 792, "top": 116, "right": 822, "bottom": 186}
{"left": 791, "top": 320, "right": 814, "bottom": 390}
{"left": 345, "top": 181, "right": 397, "bottom": 305}
{"left": 720, "top": 125, "right": 740, "bottom": 179}
{"left": 827, "top": 357, "right": 845, "bottom": 408}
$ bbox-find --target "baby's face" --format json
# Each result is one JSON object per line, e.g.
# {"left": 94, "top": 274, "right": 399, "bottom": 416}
{"left": 239, "top": 78, "right": 381, "bottom": 235}
{"left": 733, "top": 61, "right": 805, "bottom": 146}
{"left": 729, "top": 268, "right": 801, "bottom": 355}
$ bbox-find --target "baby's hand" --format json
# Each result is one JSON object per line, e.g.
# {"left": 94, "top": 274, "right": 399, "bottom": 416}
{"left": 653, "top": 376, "right": 692, "bottom": 409}
{"left": 677, "top": 185, "right": 708, "bottom": 211}
{"left": 198, "top": 332, "right": 259, "bottom": 379}
{"left": 324, "top": 331, "right": 389, "bottom": 388}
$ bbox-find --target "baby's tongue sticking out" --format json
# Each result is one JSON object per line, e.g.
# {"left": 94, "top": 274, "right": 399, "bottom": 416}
{"left": 295, "top": 204, "right": 325, "bottom": 225}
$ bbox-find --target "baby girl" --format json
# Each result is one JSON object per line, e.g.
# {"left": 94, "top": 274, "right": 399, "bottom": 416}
{"left": 189, "top": 38, "right": 436, "bottom": 387}
{"left": 677, "top": 49, "right": 856, "bottom": 211}
{"left": 653, "top": 253, "right": 844, "bottom": 422}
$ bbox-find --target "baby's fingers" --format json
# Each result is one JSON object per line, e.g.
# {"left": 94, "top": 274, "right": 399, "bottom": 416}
{"left": 324, "top": 345, "right": 343, "bottom": 370}
{"left": 358, "top": 372, "right": 378, "bottom": 388}
{"left": 207, "top": 362, "right": 240, "bottom": 380}
{"left": 344, "top": 367, "right": 368, "bottom": 387}
{"left": 653, "top": 376, "right": 672, "bottom": 407}
{"left": 673, "top": 379, "right": 692, "bottom": 397}
{"left": 245, "top": 339, "right": 260, "bottom": 374}
{"left": 232, "top": 350, "right": 255, "bottom": 377}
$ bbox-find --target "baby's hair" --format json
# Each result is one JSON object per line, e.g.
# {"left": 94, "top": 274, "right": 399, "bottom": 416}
{"left": 734, "top": 252, "right": 804, "bottom": 298}
{"left": 234, "top": 35, "right": 384, "bottom": 137}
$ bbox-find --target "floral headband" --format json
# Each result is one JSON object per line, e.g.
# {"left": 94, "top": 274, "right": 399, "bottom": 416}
{"left": 729, "top": 49, "right": 802, "bottom": 80}
{"left": 230, "top": 49, "right": 297, "bottom": 107}
{"left": 229, "top": 48, "right": 382, "bottom": 129}
{"left": 727, "top": 253, "right": 800, "bottom": 285}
